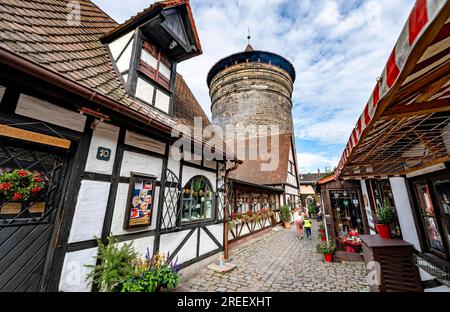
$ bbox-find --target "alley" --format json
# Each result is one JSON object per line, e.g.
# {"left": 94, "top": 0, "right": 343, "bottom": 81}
{"left": 177, "top": 221, "right": 370, "bottom": 292}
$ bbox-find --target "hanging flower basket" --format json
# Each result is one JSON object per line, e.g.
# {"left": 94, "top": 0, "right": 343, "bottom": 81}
{"left": 0, "top": 169, "right": 45, "bottom": 204}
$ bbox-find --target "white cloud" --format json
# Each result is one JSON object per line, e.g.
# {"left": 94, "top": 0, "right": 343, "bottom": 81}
{"left": 92, "top": 0, "right": 416, "bottom": 171}
{"left": 297, "top": 152, "right": 340, "bottom": 174}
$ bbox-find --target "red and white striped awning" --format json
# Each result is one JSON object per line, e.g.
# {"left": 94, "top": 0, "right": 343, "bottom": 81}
{"left": 336, "top": 0, "right": 450, "bottom": 179}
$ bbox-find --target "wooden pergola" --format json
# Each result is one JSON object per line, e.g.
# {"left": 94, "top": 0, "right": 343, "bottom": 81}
{"left": 337, "top": 0, "right": 450, "bottom": 179}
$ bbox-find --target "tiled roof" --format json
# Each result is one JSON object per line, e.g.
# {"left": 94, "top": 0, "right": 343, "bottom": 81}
{"left": 0, "top": 0, "right": 177, "bottom": 128}
{"left": 104, "top": 0, "right": 202, "bottom": 57}
{"left": 299, "top": 173, "right": 323, "bottom": 184}
{"left": 173, "top": 73, "right": 210, "bottom": 129}
{"left": 229, "top": 133, "right": 294, "bottom": 186}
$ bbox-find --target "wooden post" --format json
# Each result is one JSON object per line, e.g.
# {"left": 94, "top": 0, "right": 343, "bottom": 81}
{"left": 223, "top": 161, "right": 239, "bottom": 261}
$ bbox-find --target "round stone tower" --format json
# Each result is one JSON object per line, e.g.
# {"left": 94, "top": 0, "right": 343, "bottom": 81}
{"left": 207, "top": 45, "right": 296, "bottom": 138}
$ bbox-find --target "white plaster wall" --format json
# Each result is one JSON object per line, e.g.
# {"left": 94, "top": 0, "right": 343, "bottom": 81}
{"left": 109, "top": 30, "right": 134, "bottom": 60}
{"left": 125, "top": 131, "right": 166, "bottom": 155}
{"left": 206, "top": 224, "right": 223, "bottom": 246}
{"left": 110, "top": 183, "right": 160, "bottom": 236}
{"left": 167, "top": 152, "right": 181, "bottom": 177}
{"left": 174, "top": 229, "right": 198, "bottom": 263}
{"left": 118, "top": 236, "right": 155, "bottom": 258}
{"left": 285, "top": 185, "right": 299, "bottom": 196}
{"left": 0, "top": 85, "right": 5, "bottom": 102}
{"left": 59, "top": 247, "right": 98, "bottom": 292}
{"left": 360, "top": 180, "right": 376, "bottom": 234}
{"left": 159, "top": 229, "right": 194, "bottom": 263}
{"left": 182, "top": 165, "right": 217, "bottom": 191}
{"left": 389, "top": 177, "right": 422, "bottom": 251}
{"left": 15, "top": 94, "right": 86, "bottom": 132}
{"left": 199, "top": 227, "right": 221, "bottom": 256}
{"left": 68, "top": 180, "right": 111, "bottom": 243}
{"left": 84, "top": 122, "right": 119, "bottom": 175}
{"left": 120, "top": 151, "right": 163, "bottom": 178}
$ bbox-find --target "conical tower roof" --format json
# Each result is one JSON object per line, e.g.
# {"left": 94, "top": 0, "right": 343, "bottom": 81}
{"left": 244, "top": 44, "right": 254, "bottom": 52}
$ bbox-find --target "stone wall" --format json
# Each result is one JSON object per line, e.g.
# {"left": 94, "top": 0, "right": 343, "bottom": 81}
{"left": 209, "top": 62, "right": 294, "bottom": 139}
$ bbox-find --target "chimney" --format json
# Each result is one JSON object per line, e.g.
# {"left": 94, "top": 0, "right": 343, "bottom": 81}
{"left": 317, "top": 169, "right": 321, "bottom": 174}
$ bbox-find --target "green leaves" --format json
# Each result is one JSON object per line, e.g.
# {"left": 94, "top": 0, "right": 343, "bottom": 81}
{"left": 376, "top": 199, "right": 396, "bottom": 225}
{"left": 316, "top": 241, "right": 336, "bottom": 254}
{"left": 85, "top": 236, "right": 138, "bottom": 292}
{"left": 280, "top": 205, "right": 291, "bottom": 223}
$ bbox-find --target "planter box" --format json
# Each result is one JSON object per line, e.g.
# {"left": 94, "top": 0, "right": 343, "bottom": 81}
{"left": 29, "top": 202, "right": 46, "bottom": 213}
{"left": 0, "top": 202, "right": 21, "bottom": 214}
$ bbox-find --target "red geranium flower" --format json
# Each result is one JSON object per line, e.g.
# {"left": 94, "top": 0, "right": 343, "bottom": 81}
{"left": 31, "top": 187, "right": 42, "bottom": 193}
{"left": 34, "top": 176, "right": 43, "bottom": 183}
{"left": 0, "top": 182, "right": 12, "bottom": 191}
{"left": 231, "top": 212, "right": 236, "bottom": 220}
{"left": 246, "top": 211, "right": 252, "bottom": 217}
{"left": 17, "top": 169, "right": 29, "bottom": 177}
{"left": 12, "top": 192, "right": 23, "bottom": 201}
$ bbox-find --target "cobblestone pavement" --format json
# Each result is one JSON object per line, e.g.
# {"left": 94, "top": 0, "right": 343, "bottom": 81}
{"left": 177, "top": 221, "right": 370, "bottom": 292}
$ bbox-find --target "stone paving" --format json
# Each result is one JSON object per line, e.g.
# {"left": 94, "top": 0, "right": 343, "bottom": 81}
{"left": 177, "top": 220, "right": 370, "bottom": 292}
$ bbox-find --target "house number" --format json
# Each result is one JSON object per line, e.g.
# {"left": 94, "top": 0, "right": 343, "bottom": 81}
{"left": 97, "top": 147, "right": 111, "bottom": 161}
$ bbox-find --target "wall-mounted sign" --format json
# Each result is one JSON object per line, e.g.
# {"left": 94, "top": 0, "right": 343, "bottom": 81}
{"left": 96, "top": 147, "right": 112, "bottom": 161}
{"left": 0, "top": 125, "right": 71, "bottom": 149}
{"left": 124, "top": 172, "right": 157, "bottom": 229}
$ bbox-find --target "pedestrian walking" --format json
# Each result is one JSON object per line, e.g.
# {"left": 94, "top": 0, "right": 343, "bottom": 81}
{"left": 304, "top": 215, "right": 312, "bottom": 239}
{"left": 294, "top": 209, "right": 304, "bottom": 239}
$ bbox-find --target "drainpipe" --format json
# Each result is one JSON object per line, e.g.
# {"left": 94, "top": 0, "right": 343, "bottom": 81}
{"left": 223, "top": 160, "right": 240, "bottom": 261}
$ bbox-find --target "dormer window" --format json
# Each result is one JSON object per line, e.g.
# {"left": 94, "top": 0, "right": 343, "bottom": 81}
{"left": 102, "top": 0, "right": 203, "bottom": 116}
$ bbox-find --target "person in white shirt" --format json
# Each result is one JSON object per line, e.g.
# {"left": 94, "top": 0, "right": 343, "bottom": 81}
{"left": 294, "top": 210, "right": 305, "bottom": 239}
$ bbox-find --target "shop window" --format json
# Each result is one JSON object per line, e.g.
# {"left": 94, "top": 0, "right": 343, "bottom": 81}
{"left": 181, "top": 176, "right": 213, "bottom": 222}
{"left": 413, "top": 177, "right": 450, "bottom": 258}
{"left": 0, "top": 143, "right": 69, "bottom": 225}
{"left": 124, "top": 173, "right": 156, "bottom": 229}
{"left": 237, "top": 193, "right": 249, "bottom": 213}
{"left": 330, "top": 190, "right": 364, "bottom": 236}
{"left": 369, "top": 180, "right": 402, "bottom": 238}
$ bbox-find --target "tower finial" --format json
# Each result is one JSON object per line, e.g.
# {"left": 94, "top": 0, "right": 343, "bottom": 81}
{"left": 247, "top": 26, "right": 251, "bottom": 44}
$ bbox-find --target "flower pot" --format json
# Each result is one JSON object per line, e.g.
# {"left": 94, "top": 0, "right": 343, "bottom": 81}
{"left": 324, "top": 253, "right": 333, "bottom": 263}
{"left": 376, "top": 224, "right": 391, "bottom": 239}
{"left": 283, "top": 222, "right": 291, "bottom": 229}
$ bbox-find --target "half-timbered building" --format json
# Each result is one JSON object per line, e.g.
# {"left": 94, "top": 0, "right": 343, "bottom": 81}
{"left": 0, "top": 0, "right": 236, "bottom": 292}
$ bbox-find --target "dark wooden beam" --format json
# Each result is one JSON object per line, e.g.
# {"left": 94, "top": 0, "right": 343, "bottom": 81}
{"left": 382, "top": 98, "right": 450, "bottom": 119}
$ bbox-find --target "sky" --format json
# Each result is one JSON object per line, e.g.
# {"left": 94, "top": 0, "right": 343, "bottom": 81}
{"left": 92, "top": 0, "right": 416, "bottom": 173}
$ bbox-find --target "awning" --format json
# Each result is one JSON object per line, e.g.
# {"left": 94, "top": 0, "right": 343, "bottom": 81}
{"left": 337, "top": 0, "right": 450, "bottom": 179}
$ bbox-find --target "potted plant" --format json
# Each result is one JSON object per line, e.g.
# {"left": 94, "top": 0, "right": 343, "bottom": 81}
{"left": 316, "top": 242, "right": 336, "bottom": 263}
{"left": 280, "top": 205, "right": 292, "bottom": 229}
{"left": 318, "top": 224, "right": 326, "bottom": 241}
{"left": 375, "top": 199, "right": 396, "bottom": 239}
{"left": 0, "top": 169, "right": 45, "bottom": 214}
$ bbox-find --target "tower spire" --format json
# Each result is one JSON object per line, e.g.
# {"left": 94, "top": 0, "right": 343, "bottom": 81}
{"left": 245, "top": 26, "right": 254, "bottom": 52}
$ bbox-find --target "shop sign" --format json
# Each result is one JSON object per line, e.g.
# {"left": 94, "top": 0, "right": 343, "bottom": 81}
{"left": 0, "top": 125, "right": 71, "bottom": 149}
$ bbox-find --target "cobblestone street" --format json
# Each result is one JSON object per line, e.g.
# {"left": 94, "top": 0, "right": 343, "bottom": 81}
{"left": 178, "top": 221, "right": 370, "bottom": 292}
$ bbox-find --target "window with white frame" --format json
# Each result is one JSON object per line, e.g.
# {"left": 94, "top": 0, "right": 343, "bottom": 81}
{"left": 181, "top": 176, "right": 213, "bottom": 222}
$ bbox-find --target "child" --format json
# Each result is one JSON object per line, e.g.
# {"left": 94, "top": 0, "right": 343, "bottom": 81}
{"left": 303, "top": 216, "right": 312, "bottom": 239}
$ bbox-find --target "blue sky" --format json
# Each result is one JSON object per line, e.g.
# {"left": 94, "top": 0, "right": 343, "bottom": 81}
{"left": 92, "top": 0, "right": 416, "bottom": 173}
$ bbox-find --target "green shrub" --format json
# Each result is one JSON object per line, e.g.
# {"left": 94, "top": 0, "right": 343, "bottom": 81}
{"left": 376, "top": 199, "right": 396, "bottom": 225}
{"left": 316, "top": 242, "right": 336, "bottom": 254}
{"left": 279, "top": 205, "right": 291, "bottom": 223}
{"left": 86, "top": 236, "right": 138, "bottom": 292}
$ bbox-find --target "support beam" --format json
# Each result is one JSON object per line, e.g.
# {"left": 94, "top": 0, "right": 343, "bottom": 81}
{"left": 382, "top": 99, "right": 450, "bottom": 119}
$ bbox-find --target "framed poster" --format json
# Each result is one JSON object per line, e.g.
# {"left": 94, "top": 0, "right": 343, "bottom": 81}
{"left": 124, "top": 172, "right": 156, "bottom": 229}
